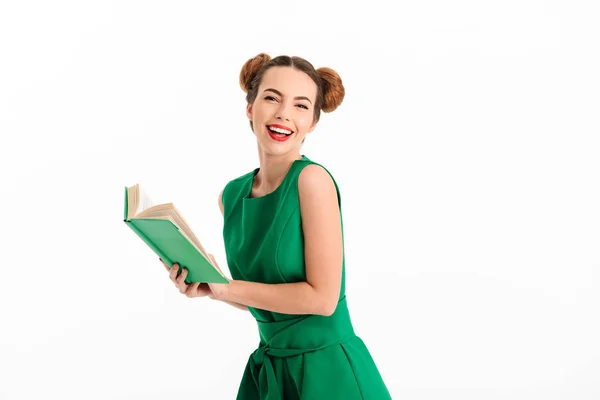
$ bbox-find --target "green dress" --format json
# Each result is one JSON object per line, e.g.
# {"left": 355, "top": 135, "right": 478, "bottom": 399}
{"left": 221, "top": 155, "right": 391, "bottom": 399}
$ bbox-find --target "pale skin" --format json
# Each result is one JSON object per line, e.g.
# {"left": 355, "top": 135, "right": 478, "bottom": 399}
{"left": 161, "top": 66, "right": 343, "bottom": 316}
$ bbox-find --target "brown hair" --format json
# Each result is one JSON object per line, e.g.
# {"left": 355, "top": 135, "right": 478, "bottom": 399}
{"left": 239, "top": 53, "right": 345, "bottom": 130}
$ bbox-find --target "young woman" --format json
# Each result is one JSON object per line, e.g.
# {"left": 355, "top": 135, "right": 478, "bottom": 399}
{"left": 162, "top": 53, "right": 391, "bottom": 399}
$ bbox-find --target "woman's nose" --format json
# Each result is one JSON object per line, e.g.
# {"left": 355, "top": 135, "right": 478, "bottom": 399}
{"left": 275, "top": 103, "right": 291, "bottom": 121}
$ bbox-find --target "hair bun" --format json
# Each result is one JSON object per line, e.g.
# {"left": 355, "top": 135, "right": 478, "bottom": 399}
{"left": 240, "top": 53, "right": 272, "bottom": 93}
{"left": 317, "top": 67, "right": 345, "bottom": 112}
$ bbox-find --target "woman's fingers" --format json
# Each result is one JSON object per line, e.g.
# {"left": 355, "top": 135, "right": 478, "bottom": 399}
{"left": 168, "top": 262, "right": 187, "bottom": 292}
{"left": 169, "top": 263, "right": 180, "bottom": 281}
{"left": 160, "top": 259, "right": 209, "bottom": 298}
{"left": 186, "top": 282, "right": 201, "bottom": 297}
{"left": 176, "top": 268, "right": 188, "bottom": 292}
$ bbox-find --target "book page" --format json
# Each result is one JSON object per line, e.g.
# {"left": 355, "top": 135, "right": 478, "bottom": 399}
{"left": 127, "top": 183, "right": 156, "bottom": 219}
{"left": 126, "top": 184, "right": 138, "bottom": 221}
{"left": 137, "top": 185, "right": 154, "bottom": 215}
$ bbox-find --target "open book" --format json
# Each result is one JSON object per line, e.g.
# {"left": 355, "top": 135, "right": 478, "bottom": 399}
{"left": 124, "top": 183, "right": 229, "bottom": 284}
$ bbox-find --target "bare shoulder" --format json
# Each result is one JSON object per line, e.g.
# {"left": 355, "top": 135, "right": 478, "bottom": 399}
{"left": 299, "top": 163, "right": 334, "bottom": 189}
{"left": 298, "top": 164, "right": 338, "bottom": 207}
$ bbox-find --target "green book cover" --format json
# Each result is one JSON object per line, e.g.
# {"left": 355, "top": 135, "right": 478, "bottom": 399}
{"left": 123, "top": 186, "right": 229, "bottom": 284}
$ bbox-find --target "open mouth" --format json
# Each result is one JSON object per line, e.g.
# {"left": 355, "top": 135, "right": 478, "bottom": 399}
{"left": 267, "top": 125, "right": 293, "bottom": 141}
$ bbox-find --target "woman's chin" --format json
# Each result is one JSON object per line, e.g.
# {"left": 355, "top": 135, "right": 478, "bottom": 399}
{"left": 258, "top": 142, "right": 297, "bottom": 157}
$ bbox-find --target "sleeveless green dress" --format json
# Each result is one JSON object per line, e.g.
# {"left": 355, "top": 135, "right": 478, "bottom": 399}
{"left": 221, "top": 155, "right": 391, "bottom": 399}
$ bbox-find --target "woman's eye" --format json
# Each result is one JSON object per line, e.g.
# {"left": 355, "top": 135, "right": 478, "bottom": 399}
{"left": 265, "top": 96, "right": 277, "bottom": 101}
{"left": 297, "top": 104, "right": 308, "bottom": 110}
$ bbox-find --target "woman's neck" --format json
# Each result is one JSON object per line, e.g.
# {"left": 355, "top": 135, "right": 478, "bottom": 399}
{"left": 254, "top": 151, "right": 302, "bottom": 192}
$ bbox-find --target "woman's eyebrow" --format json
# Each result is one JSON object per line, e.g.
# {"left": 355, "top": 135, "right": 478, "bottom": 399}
{"left": 264, "top": 88, "right": 313, "bottom": 104}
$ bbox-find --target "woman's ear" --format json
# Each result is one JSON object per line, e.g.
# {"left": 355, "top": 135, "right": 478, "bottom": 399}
{"left": 246, "top": 103, "right": 253, "bottom": 120}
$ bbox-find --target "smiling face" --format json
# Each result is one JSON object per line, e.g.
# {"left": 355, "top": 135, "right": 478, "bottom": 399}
{"left": 246, "top": 66, "right": 318, "bottom": 157}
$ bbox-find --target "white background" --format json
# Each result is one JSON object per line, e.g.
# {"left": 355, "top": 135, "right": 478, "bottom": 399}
{"left": 1, "top": 1, "right": 599, "bottom": 399}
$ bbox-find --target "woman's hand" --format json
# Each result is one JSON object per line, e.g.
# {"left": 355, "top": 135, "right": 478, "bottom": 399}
{"left": 206, "top": 254, "right": 230, "bottom": 300}
{"left": 160, "top": 258, "right": 213, "bottom": 299}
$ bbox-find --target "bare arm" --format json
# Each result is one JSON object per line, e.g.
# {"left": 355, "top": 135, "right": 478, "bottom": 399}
{"left": 212, "top": 165, "right": 343, "bottom": 316}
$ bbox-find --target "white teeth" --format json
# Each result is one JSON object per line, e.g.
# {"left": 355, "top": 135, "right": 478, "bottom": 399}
{"left": 269, "top": 126, "right": 292, "bottom": 135}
